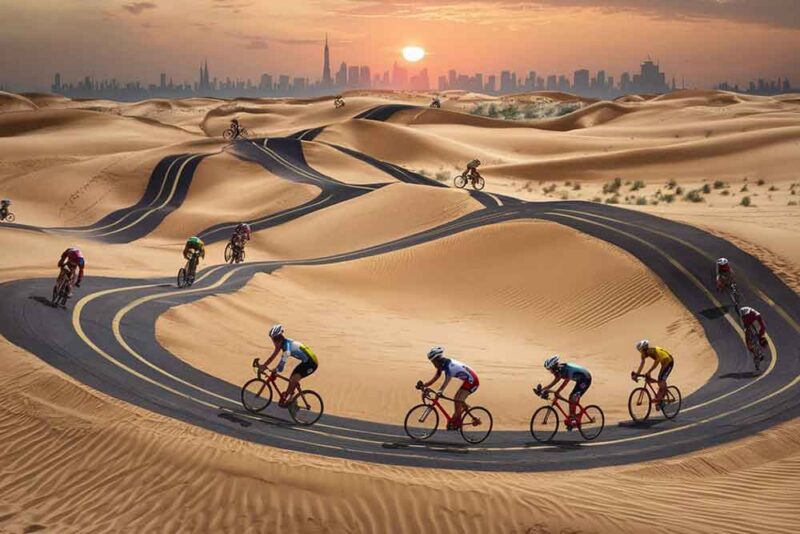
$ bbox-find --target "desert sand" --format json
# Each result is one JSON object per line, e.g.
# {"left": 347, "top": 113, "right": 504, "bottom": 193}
{"left": 0, "top": 89, "right": 798, "bottom": 533}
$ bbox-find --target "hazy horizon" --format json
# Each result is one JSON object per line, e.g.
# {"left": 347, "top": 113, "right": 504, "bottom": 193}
{"left": 1, "top": 0, "right": 798, "bottom": 91}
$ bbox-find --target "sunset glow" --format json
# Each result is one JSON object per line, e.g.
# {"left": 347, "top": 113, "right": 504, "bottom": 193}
{"left": 402, "top": 46, "right": 426, "bottom": 63}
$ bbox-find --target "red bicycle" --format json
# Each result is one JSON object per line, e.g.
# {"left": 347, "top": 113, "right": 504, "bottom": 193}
{"left": 404, "top": 382, "right": 493, "bottom": 444}
{"left": 628, "top": 373, "right": 682, "bottom": 423}
{"left": 240, "top": 358, "right": 324, "bottom": 426}
{"left": 530, "top": 384, "right": 604, "bottom": 442}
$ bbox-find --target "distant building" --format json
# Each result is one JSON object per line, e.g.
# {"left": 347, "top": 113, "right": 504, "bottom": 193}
{"left": 335, "top": 62, "right": 347, "bottom": 88}
{"left": 322, "top": 35, "right": 332, "bottom": 88}
{"left": 347, "top": 65, "right": 360, "bottom": 88}
{"left": 573, "top": 69, "right": 590, "bottom": 91}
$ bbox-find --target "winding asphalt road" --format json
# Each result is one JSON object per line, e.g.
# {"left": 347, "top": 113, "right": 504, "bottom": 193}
{"left": 0, "top": 105, "right": 798, "bottom": 471}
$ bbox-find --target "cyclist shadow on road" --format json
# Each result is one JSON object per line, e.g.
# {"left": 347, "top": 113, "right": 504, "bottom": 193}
{"left": 218, "top": 409, "right": 297, "bottom": 429}
{"left": 524, "top": 440, "right": 584, "bottom": 451}
{"left": 698, "top": 306, "right": 735, "bottom": 320}
{"left": 719, "top": 370, "right": 760, "bottom": 379}
{"left": 617, "top": 418, "right": 678, "bottom": 430}
{"left": 29, "top": 295, "right": 56, "bottom": 308}
{"left": 383, "top": 439, "right": 472, "bottom": 454}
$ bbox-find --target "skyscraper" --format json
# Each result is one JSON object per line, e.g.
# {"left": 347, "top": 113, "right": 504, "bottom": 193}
{"left": 322, "top": 35, "right": 332, "bottom": 88}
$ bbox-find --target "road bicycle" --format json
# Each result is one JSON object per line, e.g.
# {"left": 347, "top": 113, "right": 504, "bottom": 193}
{"left": 224, "top": 239, "right": 246, "bottom": 264}
{"left": 628, "top": 373, "right": 682, "bottom": 423}
{"left": 530, "top": 384, "right": 604, "bottom": 442}
{"left": 745, "top": 325, "right": 766, "bottom": 371}
{"left": 51, "top": 266, "right": 75, "bottom": 308}
{"left": 177, "top": 250, "right": 200, "bottom": 288}
{"left": 430, "top": 99, "right": 441, "bottom": 109}
{"left": 727, "top": 281, "right": 741, "bottom": 313}
{"left": 241, "top": 358, "right": 324, "bottom": 425}
{"left": 404, "top": 383, "right": 493, "bottom": 444}
{"left": 453, "top": 171, "right": 485, "bottom": 191}
{"left": 223, "top": 126, "right": 250, "bottom": 141}
{"left": 334, "top": 97, "right": 345, "bottom": 108}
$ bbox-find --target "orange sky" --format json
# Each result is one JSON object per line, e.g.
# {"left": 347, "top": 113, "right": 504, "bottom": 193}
{"left": 1, "top": 0, "right": 798, "bottom": 89}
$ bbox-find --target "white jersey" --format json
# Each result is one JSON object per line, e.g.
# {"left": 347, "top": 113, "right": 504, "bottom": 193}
{"left": 443, "top": 358, "right": 478, "bottom": 385}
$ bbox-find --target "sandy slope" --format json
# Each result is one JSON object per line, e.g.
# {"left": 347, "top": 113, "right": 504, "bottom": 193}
{"left": 159, "top": 220, "right": 714, "bottom": 427}
{"left": 1, "top": 89, "right": 798, "bottom": 533}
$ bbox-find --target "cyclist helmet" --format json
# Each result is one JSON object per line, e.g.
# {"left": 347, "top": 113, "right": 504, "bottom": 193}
{"left": 268, "top": 324, "right": 284, "bottom": 339}
{"left": 717, "top": 258, "right": 729, "bottom": 266}
{"left": 427, "top": 346, "right": 445, "bottom": 362}
{"left": 740, "top": 306, "right": 755, "bottom": 316}
{"left": 636, "top": 339, "right": 649, "bottom": 352}
{"left": 544, "top": 355, "right": 560, "bottom": 370}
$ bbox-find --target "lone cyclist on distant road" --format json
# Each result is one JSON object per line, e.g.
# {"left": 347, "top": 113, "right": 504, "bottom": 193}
{"left": 418, "top": 347, "right": 479, "bottom": 430}
{"left": 465, "top": 159, "right": 482, "bottom": 187}
{"left": 232, "top": 222, "right": 251, "bottom": 252}
{"left": 632, "top": 340, "right": 673, "bottom": 405}
{"left": 259, "top": 324, "right": 318, "bottom": 407}
{"left": 58, "top": 246, "right": 85, "bottom": 297}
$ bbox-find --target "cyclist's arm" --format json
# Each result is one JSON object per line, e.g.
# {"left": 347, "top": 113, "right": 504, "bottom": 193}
{"left": 76, "top": 264, "right": 85, "bottom": 284}
{"left": 263, "top": 345, "right": 282, "bottom": 369}
{"left": 554, "top": 378, "right": 570, "bottom": 394}
{"left": 438, "top": 374, "right": 452, "bottom": 392}
{"left": 422, "top": 369, "right": 442, "bottom": 388}
{"left": 756, "top": 316, "right": 766, "bottom": 337}
{"left": 645, "top": 360, "right": 658, "bottom": 376}
{"left": 633, "top": 355, "right": 645, "bottom": 376}
{"left": 541, "top": 375, "right": 560, "bottom": 392}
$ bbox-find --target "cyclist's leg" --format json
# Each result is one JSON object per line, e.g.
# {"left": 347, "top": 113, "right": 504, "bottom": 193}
{"left": 569, "top": 377, "right": 591, "bottom": 423}
{"left": 286, "top": 360, "right": 316, "bottom": 402}
{"left": 656, "top": 361, "right": 673, "bottom": 402}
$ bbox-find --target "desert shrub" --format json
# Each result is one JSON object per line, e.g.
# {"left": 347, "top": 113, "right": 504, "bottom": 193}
{"left": 675, "top": 186, "right": 684, "bottom": 195}
{"left": 713, "top": 180, "right": 726, "bottom": 189}
{"left": 740, "top": 196, "right": 752, "bottom": 207}
{"left": 630, "top": 180, "right": 645, "bottom": 191}
{"left": 560, "top": 191, "right": 570, "bottom": 200}
{"left": 684, "top": 189, "right": 704, "bottom": 202}
{"left": 592, "top": 196, "right": 602, "bottom": 202}
{"left": 542, "top": 183, "right": 557, "bottom": 194}
{"left": 740, "top": 184, "right": 749, "bottom": 192}
{"left": 666, "top": 179, "right": 677, "bottom": 189}
{"left": 701, "top": 184, "right": 712, "bottom": 194}
{"left": 789, "top": 201, "right": 798, "bottom": 206}
{"left": 572, "top": 183, "right": 582, "bottom": 191}
{"left": 605, "top": 195, "right": 620, "bottom": 204}
{"left": 603, "top": 177, "right": 622, "bottom": 194}
{"left": 636, "top": 196, "right": 648, "bottom": 205}
{"left": 435, "top": 171, "right": 450, "bottom": 182}
{"left": 768, "top": 185, "right": 778, "bottom": 191}
{"left": 417, "top": 169, "right": 430, "bottom": 177}
{"left": 757, "top": 178, "right": 766, "bottom": 186}
{"left": 720, "top": 190, "right": 730, "bottom": 196}
{"left": 662, "top": 194, "right": 675, "bottom": 203}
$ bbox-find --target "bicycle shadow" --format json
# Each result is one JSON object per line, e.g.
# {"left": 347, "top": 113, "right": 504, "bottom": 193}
{"left": 617, "top": 418, "right": 674, "bottom": 429}
{"left": 719, "top": 371, "right": 759, "bottom": 380}
{"left": 698, "top": 306, "right": 733, "bottom": 320}
{"left": 29, "top": 295, "right": 56, "bottom": 308}
{"left": 382, "top": 439, "right": 471, "bottom": 454}
{"left": 218, "top": 409, "right": 296, "bottom": 429}
{"left": 523, "top": 439, "right": 584, "bottom": 451}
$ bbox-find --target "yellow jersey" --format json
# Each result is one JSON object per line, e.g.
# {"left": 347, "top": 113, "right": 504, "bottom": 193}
{"left": 647, "top": 347, "right": 673, "bottom": 365}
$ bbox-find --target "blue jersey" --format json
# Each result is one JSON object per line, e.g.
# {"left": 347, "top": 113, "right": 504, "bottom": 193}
{"left": 558, "top": 363, "right": 591, "bottom": 382}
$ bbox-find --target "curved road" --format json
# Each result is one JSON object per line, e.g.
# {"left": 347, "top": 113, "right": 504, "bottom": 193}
{"left": 0, "top": 106, "right": 798, "bottom": 471}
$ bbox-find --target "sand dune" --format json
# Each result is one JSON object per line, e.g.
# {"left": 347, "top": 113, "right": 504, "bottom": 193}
{"left": 1, "top": 89, "right": 798, "bottom": 533}
{"left": 159, "top": 220, "right": 714, "bottom": 427}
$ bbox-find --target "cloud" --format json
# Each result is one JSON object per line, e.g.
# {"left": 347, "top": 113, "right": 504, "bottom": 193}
{"left": 245, "top": 39, "right": 269, "bottom": 49}
{"left": 332, "top": 0, "right": 800, "bottom": 29}
{"left": 122, "top": 2, "right": 157, "bottom": 15}
{"left": 212, "top": 0, "right": 253, "bottom": 13}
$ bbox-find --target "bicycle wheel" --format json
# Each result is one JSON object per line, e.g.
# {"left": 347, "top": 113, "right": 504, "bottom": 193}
{"left": 460, "top": 406, "right": 493, "bottom": 444}
{"left": 453, "top": 175, "right": 467, "bottom": 188}
{"left": 5, "top": 213, "right": 14, "bottom": 223}
{"left": 239, "top": 128, "right": 250, "bottom": 139}
{"left": 627, "top": 387, "right": 652, "bottom": 423}
{"left": 530, "top": 405, "right": 559, "bottom": 443}
{"left": 578, "top": 405, "right": 605, "bottom": 441}
{"left": 224, "top": 242, "right": 234, "bottom": 264}
{"left": 404, "top": 404, "right": 439, "bottom": 440}
{"left": 729, "top": 284, "right": 741, "bottom": 310}
{"left": 177, "top": 268, "right": 188, "bottom": 288}
{"left": 660, "top": 386, "right": 682, "bottom": 420}
{"left": 241, "top": 378, "right": 273, "bottom": 413}
{"left": 223, "top": 128, "right": 235, "bottom": 141}
{"left": 473, "top": 176, "right": 486, "bottom": 191}
{"left": 289, "top": 390, "right": 324, "bottom": 426}
{"left": 238, "top": 248, "right": 246, "bottom": 263}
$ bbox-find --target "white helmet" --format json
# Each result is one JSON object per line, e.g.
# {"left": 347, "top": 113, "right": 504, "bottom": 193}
{"left": 717, "top": 258, "right": 729, "bottom": 266}
{"left": 636, "top": 339, "right": 649, "bottom": 352}
{"left": 544, "top": 355, "right": 560, "bottom": 370}
{"left": 427, "top": 346, "right": 445, "bottom": 362}
{"left": 268, "top": 324, "right": 284, "bottom": 338}
{"left": 740, "top": 306, "right": 754, "bottom": 316}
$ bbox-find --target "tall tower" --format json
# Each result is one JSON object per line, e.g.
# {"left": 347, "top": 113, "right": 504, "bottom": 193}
{"left": 322, "top": 34, "right": 332, "bottom": 88}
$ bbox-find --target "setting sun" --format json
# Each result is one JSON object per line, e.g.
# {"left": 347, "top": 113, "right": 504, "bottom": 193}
{"left": 402, "top": 46, "right": 425, "bottom": 63}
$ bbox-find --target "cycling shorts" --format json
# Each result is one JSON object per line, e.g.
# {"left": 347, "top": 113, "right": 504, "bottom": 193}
{"left": 459, "top": 369, "right": 480, "bottom": 394}
{"left": 658, "top": 360, "right": 674, "bottom": 382}
{"left": 570, "top": 374, "right": 592, "bottom": 399}
{"left": 292, "top": 359, "right": 318, "bottom": 378}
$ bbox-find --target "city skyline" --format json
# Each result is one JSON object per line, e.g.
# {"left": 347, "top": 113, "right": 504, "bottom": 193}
{"left": 1, "top": 1, "right": 798, "bottom": 92}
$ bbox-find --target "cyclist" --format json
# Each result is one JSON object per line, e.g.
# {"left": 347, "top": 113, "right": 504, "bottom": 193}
{"left": 464, "top": 159, "right": 482, "bottom": 186}
{"left": 740, "top": 306, "right": 767, "bottom": 351}
{"left": 715, "top": 258, "right": 735, "bottom": 291}
{"left": 540, "top": 355, "right": 591, "bottom": 431}
{"left": 182, "top": 236, "right": 205, "bottom": 277}
{"left": 231, "top": 222, "right": 251, "bottom": 254}
{"left": 0, "top": 199, "right": 10, "bottom": 220}
{"left": 230, "top": 118, "right": 241, "bottom": 137}
{"left": 259, "top": 324, "right": 318, "bottom": 407}
{"left": 418, "top": 347, "right": 479, "bottom": 430}
{"left": 631, "top": 340, "right": 673, "bottom": 405}
{"left": 430, "top": 96, "right": 441, "bottom": 108}
{"left": 57, "top": 247, "right": 86, "bottom": 296}
{"left": 334, "top": 95, "right": 345, "bottom": 108}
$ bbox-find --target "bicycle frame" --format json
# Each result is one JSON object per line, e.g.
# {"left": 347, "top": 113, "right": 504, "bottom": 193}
{"left": 633, "top": 374, "right": 665, "bottom": 402}
{"left": 543, "top": 391, "right": 593, "bottom": 424}
{"left": 255, "top": 364, "right": 292, "bottom": 397}
{"left": 420, "top": 388, "right": 467, "bottom": 426}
